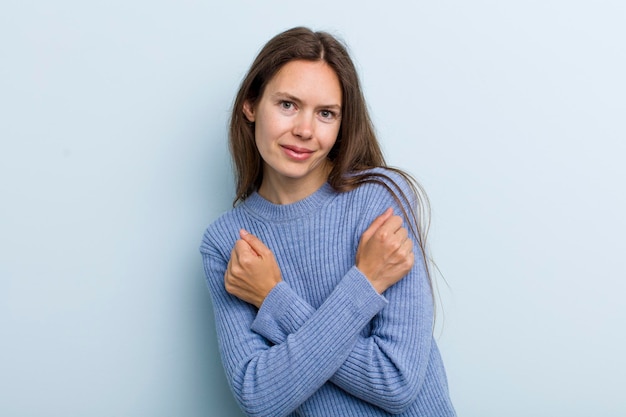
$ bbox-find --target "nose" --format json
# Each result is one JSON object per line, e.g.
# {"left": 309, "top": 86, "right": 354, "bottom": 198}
{"left": 293, "top": 113, "right": 313, "bottom": 140}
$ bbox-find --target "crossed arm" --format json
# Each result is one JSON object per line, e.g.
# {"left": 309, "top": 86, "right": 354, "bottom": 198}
{"left": 225, "top": 207, "right": 413, "bottom": 306}
{"left": 202, "top": 207, "right": 433, "bottom": 416}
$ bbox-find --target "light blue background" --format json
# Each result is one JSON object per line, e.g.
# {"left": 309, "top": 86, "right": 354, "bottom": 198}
{"left": 1, "top": 1, "right": 625, "bottom": 416}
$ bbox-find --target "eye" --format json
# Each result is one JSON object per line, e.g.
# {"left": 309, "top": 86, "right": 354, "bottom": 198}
{"left": 280, "top": 101, "right": 294, "bottom": 110}
{"left": 319, "top": 109, "right": 337, "bottom": 120}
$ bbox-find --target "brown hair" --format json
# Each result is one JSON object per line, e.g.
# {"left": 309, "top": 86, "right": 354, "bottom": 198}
{"left": 228, "top": 26, "right": 437, "bottom": 304}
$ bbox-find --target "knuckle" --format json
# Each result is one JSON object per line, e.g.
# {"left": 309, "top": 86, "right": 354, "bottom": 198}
{"left": 389, "top": 239, "right": 402, "bottom": 251}
{"left": 239, "top": 256, "right": 253, "bottom": 267}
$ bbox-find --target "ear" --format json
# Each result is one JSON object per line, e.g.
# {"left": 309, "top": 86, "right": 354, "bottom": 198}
{"left": 242, "top": 100, "right": 256, "bottom": 122}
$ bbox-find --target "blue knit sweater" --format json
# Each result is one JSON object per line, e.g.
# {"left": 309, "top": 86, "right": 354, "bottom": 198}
{"left": 200, "top": 170, "right": 456, "bottom": 417}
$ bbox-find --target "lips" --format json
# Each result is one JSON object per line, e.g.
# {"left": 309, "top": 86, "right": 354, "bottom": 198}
{"left": 280, "top": 145, "right": 314, "bottom": 161}
{"left": 282, "top": 145, "right": 313, "bottom": 154}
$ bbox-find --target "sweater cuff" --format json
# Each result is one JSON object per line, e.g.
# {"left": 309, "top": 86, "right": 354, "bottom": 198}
{"left": 251, "top": 281, "right": 315, "bottom": 344}
{"left": 339, "top": 266, "right": 388, "bottom": 317}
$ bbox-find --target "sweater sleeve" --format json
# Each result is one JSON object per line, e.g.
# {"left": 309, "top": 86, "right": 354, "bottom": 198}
{"left": 251, "top": 246, "right": 433, "bottom": 415}
{"left": 201, "top": 241, "right": 387, "bottom": 417}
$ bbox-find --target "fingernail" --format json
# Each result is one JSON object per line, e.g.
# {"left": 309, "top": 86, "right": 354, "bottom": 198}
{"left": 240, "top": 229, "right": 249, "bottom": 236}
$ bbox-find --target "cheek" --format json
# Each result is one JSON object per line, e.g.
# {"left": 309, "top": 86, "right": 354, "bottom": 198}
{"left": 252, "top": 126, "right": 263, "bottom": 152}
{"left": 320, "top": 124, "right": 340, "bottom": 150}
{"left": 253, "top": 114, "right": 274, "bottom": 149}
{"left": 254, "top": 110, "right": 286, "bottom": 141}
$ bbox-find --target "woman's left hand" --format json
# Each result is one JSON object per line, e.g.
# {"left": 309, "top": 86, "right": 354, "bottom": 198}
{"left": 224, "top": 229, "right": 282, "bottom": 308}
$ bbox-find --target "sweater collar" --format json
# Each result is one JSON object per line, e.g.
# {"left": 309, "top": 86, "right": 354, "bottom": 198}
{"left": 242, "top": 182, "right": 336, "bottom": 221}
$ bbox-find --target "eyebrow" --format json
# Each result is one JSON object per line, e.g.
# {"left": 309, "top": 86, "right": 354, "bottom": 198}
{"left": 272, "top": 92, "right": 342, "bottom": 112}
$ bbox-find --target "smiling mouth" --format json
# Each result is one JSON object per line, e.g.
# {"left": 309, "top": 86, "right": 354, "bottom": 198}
{"left": 281, "top": 145, "right": 313, "bottom": 154}
{"left": 281, "top": 145, "right": 314, "bottom": 161}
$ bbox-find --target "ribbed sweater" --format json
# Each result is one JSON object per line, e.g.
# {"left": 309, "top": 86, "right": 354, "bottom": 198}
{"left": 200, "top": 170, "right": 456, "bottom": 417}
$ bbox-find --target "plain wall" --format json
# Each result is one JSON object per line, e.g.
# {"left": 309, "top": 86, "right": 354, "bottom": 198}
{"left": 1, "top": 1, "right": 625, "bottom": 416}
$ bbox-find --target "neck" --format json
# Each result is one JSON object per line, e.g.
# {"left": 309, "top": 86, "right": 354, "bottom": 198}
{"left": 258, "top": 164, "right": 332, "bottom": 205}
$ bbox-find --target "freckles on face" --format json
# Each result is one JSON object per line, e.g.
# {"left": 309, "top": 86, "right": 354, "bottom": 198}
{"left": 245, "top": 60, "right": 343, "bottom": 189}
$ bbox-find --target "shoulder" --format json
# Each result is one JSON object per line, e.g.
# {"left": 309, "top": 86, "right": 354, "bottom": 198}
{"left": 337, "top": 167, "right": 423, "bottom": 239}
{"left": 346, "top": 167, "right": 418, "bottom": 209}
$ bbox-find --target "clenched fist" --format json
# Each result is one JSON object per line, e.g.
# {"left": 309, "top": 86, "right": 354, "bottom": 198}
{"left": 224, "top": 229, "right": 282, "bottom": 308}
{"left": 356, "top": 208, "right": 415, "bottom": 294}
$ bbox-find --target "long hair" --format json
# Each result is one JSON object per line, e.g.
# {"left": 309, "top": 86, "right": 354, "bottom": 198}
{"left": 228, "top": 27, "right": 437, "bottom": 308}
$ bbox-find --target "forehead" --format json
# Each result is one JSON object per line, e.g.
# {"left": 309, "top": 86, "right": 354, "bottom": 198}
{"left": 264, "top": 60, "right": 342, "bottom": 104}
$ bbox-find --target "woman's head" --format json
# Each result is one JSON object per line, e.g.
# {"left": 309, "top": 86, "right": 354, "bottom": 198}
{"left": 230, "top": 26, "right": 385, "bottom": 203}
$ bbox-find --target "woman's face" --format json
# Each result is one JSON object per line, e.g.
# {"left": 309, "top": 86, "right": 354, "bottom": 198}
{"left": 243, "top": 60, "right": 342, "bottom": 199}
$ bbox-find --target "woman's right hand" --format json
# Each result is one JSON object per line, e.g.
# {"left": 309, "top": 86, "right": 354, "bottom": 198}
{"left": 224, "top": 229, "right": 282, "bottom": 309}
{"left": 356, "top": 208, "right": 415, "bottom": 294}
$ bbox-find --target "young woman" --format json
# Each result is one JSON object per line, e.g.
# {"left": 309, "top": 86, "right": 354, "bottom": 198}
{"left": 200, "top": 27, "right": 456, "bottom": 417}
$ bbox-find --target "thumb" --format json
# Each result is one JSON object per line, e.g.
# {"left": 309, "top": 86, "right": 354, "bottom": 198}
{"left": 239, "top": 229, "right": 269, "bottom": 257}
